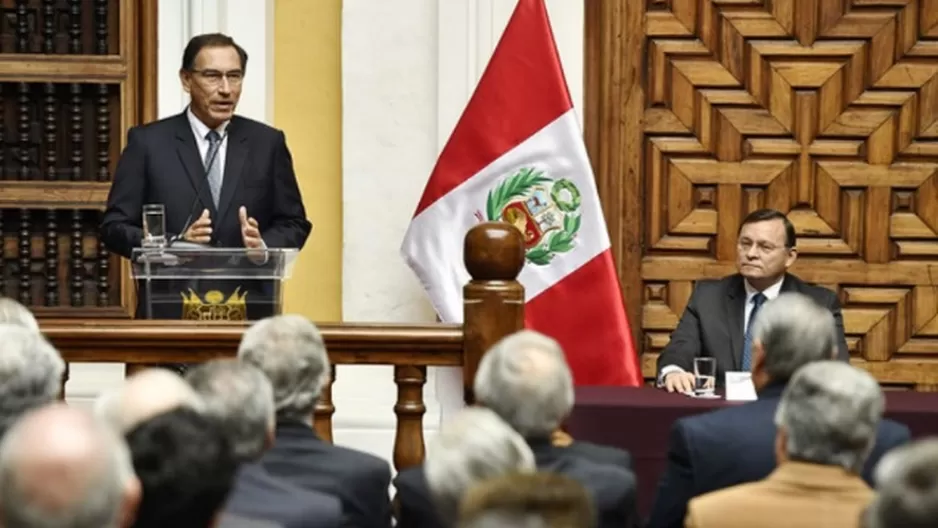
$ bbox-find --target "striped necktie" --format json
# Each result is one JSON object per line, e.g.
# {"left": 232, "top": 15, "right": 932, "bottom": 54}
{"left": 205, "top": 129, "right": 223, "bottom": 207}
{"left": 741, "top": 292, "right": 767, "bottom": 371}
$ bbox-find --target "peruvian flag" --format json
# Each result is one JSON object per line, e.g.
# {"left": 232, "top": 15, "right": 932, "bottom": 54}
{"left": 400, "top": 0, "right": 641, "bottom": 386}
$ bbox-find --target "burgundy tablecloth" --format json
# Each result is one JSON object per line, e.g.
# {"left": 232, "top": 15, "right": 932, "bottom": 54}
{"left": 566, "top": 386, "right": 938, "bottom": 517}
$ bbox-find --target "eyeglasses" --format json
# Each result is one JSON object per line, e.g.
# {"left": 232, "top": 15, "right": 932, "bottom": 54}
{"left": 191, "top": 69, "right": 244, "bottom": 86}
{"left": 737, "top": 239, "right": 785, "bottom": 254}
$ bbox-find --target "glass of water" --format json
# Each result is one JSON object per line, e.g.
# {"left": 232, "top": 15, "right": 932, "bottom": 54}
{"left": 141, "top": 203, "right": 166, "bottom": 249}
{"left": 694, "top": 357, "right": 717, "bottom": 397}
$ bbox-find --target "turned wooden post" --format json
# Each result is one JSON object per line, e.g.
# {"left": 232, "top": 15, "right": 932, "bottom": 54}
{"left": 393, "top": 365, "right": 427, "bottom": 471}
{"left": 462, "top": 222, "right": 526, "bottom": 403}
{"left": 313, "top": 365, "right": 336, "bottom": 442}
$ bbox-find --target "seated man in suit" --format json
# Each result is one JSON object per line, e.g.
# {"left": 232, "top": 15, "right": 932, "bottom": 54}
{"left": 647, "top": 292, "right": 910, "bottom": 528}
{"left": 395, "top": 330, "right": 638, "bottom": 528}
{"left": 186, "top": 359, "right": 342, "bottom": 528}
{"left": 863, "top": 438, "right": 938, "bottom": 528}
{"left": 685, "top": 361, "right": 883, "bottom": 528}
{"left": 125, "top": 407, "right": 239, "bottom": 528}
{"left": 238, "top": 315, "right": 393, "bottom": 528}
{"left": 421, "top": 407, "right": 537, "bottom": 528}
{"left": 657, "top": 208, "right": 849, "bottom": 393}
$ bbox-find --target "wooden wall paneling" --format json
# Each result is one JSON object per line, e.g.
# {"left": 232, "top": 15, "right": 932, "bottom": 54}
{"left": 0, "top": 0, "right": 156, "bottom": 319}
{"left": 585, "top": 0, "right": 938, "bottom": 390}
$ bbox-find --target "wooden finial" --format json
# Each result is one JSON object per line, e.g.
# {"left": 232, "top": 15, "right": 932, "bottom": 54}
{"left": 463, "top": 222, "right": 525, "bottom": 281}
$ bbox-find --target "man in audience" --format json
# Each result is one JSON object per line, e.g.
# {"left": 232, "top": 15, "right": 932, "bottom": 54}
{"left": 186, "top": 359, "right": 342, "bottom": 527}
{"left": 863, "top": 438, "right": 938, "bottom": 528}
{"left": 0, "top": 324, "right": 65, "bottom": 439}
{"left": 95, "top": 367, "right": 204, "bottom": 433}
{"left": 410, "top": 406, "right": 536, "bottom": 527}
{"left": 0, "top": 403, "right": 141, "bottom": 528}
{"left": 396, "top": 330, "right": 637, "bottom": 528}
{"left": 647, "top": 292, "right": 909, "bottom": 528}
{"left": 684, "top": 361, "right": 882, "bottom": 527}
{"left": 0, "top": 296, "right": 40, "bottom": 331}
{"left": 656, "top": 209, "right": 849, "bottom": 392}
{"left": 458, "top": 472, "right": 595, "bottom": 528}
{"left": 125, "top": 406, "right": 238, "bottom": 528}
{"left": 238, "top": 314, "right": 392, "bottom": 528}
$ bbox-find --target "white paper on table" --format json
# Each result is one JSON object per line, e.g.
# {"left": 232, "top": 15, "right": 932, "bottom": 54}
{"left": 725, "top": 371, "right": 758, "bottom": 401}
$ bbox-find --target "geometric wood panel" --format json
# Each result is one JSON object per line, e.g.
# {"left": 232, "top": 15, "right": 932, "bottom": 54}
{"left": 586, "top": 0, "right": 938, "bottom": 390}
{"left": 0, "top": 0, "right": 157, "bottom": 318}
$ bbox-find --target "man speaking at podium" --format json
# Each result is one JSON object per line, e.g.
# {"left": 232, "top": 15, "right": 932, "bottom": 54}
{"left": 101, "top": 33, "right": 311, "bottom": 319}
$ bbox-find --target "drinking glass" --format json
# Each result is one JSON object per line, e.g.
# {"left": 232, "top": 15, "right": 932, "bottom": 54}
{"left": 694, "top": 357, "right": 717, "bottom": 397}
{"left": 142, "top": 203, "right": 166, "bottom": 249}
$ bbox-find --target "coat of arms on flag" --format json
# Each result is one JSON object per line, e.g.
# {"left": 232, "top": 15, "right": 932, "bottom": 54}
{"left": 479, "top": 167, "right": 582, "bottom": 266}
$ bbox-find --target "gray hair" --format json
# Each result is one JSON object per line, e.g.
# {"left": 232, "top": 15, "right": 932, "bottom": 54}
{"left": 865, "top": 439, "right": 938, "bottom": 528}
{"left": 0, "top": 324, "right": 65, "bottom": 439}
{"left": 752, "top": 292, "right": 838, "bottom": 382}
{"left": 425, "top": 407, "right": 536, "bottom": 525}
{"left": 774, "top": 361, "right": 882, "bottom": 473}
{"left": 237, "top": 315, "right": 330, "bottom": 421}
{"left": 186, "top": 359, "right": 275, "bottom": 462}
{"left": 473, "top": 330, "right": 574, "bottom": 437}
{"left": 0, "top": 297, "right": 39, "bottom": 332}
{"left": 461, "top": 514, "right": 547, "bottom": 528}
{"left": 0, "top": 405, "right": 137, "bottom": 528}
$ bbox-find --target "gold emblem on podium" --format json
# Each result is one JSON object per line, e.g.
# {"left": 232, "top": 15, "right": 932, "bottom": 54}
{"left": 181, "top": 288, "right": 248, "bottom": 321}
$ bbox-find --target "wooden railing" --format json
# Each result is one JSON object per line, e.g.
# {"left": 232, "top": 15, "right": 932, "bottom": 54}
{"left": 41, "top": 223, "right": 526, "bottom": 471}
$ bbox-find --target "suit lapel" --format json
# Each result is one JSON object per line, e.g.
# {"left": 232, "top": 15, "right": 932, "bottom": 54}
{"left": 174, "top": 113, "right": 219, "bottom": 219}
{"left": 726, "top": 275, "right": 747, "bottom": 370}
{"left": 217, "top": 117, "right": 249, "bottom": 225}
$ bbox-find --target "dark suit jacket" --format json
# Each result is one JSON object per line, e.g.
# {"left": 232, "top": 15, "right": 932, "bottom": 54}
{"left": 656, "top": 273, "right": 850, "bottom": 381}
{"left": 224, "top": 463, "right": 341, "bottom": 528}
{"left": 101, "top": 111, "right": 311, "bottom": 259}
{"left": 260, "top": 420, "right": 392, "bottom": 528}
{"left": 646, "top": 383, "right": 911, "bottom": 528}
{"left": 393, "top": 439, "right": 638, "bottom": 528}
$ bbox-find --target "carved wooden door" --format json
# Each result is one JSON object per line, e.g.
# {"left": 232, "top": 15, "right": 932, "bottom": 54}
{"left": 587, "top": 0, "right": 938, "bottom": 389}
{"left": 0, "top": 0, "right": 156, "bottom": 319}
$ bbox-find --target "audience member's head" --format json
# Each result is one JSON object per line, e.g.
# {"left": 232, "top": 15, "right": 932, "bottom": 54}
{"left": 473, "top": 330, "right": 573, "bottom": 438}
{"left": 458, "top": 472, "right": 595, "bottom": 528}
{"left": 0, "top": 296, "right": 40, "bottom": 331}
{"left": 864, "top": 438, "right": 938, "bottom": 528}
{"left": 186, "top": 359, "right": 276, "bottom": 463}
{"left": 425, "top": 407, "right": 536, "bottom": 525}
{"left": 125, "top": 407, "right": 237, "bottom": 528}
{"left": 94, "top": 368, "right": 204, "bottom": 434}
{"left": 774, "top": 361, "right": 882, "bottom": 474}
{"left": 0, "top": 404, "right": 140, "bottom": 528}
{"left": 237, "top": 315, "right": 330, "bottom": 423}
{"left": 0, "top": 323, "right": 65, "bottom": 439}
{"left": 750, "top": 292, "right": 839, "bottom": 389}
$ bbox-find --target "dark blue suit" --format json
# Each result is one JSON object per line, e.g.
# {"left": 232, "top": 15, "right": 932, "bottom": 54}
{"left": 223, "top": 463, "right": 341, "bottom": 528}
{"left": 646, "top": 383, "right": 910, "bottom": 528}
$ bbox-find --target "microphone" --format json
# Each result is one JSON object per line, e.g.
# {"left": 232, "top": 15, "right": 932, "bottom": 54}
{"left": 168, "top": 128, "right": 229, "bottom": 247}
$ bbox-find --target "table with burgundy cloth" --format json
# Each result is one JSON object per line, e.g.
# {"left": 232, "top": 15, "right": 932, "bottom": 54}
{"left": 566, "top": 386, "right": 938, "bottom": 517}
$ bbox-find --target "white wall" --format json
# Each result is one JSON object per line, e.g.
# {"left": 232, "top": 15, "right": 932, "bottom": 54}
{"left": 64, "top": 0, "right": 276, "bottom": 407}
{"left": 341, "top": 0, "right": 584, "bottom": 460}
{"left": 69, "top": 0, "right": 586, "bottom": 468}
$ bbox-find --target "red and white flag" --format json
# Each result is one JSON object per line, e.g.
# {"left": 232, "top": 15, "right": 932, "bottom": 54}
{"left": 401, "top": 0, "right": 641, "bottom": 386}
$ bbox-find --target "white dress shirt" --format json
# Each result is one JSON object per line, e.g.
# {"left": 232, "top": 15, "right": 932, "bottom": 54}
{"left": 659, "top": 276, "right": 786, "bottom": 383}
{"left": 186, "top": 107, "right": 230, "bottom": 184}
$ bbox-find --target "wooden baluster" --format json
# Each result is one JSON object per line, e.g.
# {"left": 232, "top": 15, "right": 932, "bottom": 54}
{"left": 43, "top": 0, "right": 56, "bottom": 53}
{"left": 68, "top": 0, "right": 81, "bottom": 54}
{"left": 96, "top": 85, "right": 109, "bottom": 181}
{"left": 70, "top": 210, "right": 83, "bottom": 306}
{"left": 313, "top": 365, "right": 336, "bottom": 442}
{"left": 0, "top": 85, "right": 5, "bottom": 178}
{"left": 19, "top": 209, "right": 31, "bottom": 305}
{"left": 15, "top": 0, "right": 29, "bottom": 53}
{"left": 45, "top": 210, "right": 57, "bottom": 306}
{"left": 70, "top": 84, "right": 82, "bottom": 181}
{"left": 393, "top": 365, "right": 427, "bottom": 471}
{"left": 461, "top": 222, "right": 526, "bottom": 403}
{"left": 18, "top": 83, "right": 31, "bottom": 181}
{"left": 44, "top": 83, "right": 57, "bottom": 181}
{"left": 94, "top": 0, "right": 108, "bottom": 55}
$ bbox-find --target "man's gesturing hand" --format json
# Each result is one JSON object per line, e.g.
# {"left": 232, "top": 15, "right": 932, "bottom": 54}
{"left": 183, "top": 209, "right": 212, "bottom": 244}
{"left": 239, "top": 206, "right": 264, "bottom": 249}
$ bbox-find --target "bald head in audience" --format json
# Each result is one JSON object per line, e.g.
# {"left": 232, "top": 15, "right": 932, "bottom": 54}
{"left": 0, "top": 404, "right": 140, "bottom": 528}
{"left": 0, "top": 324, "right": 65, "bottom": 439}
{"left": 95, "top": 368, "right": 204, "bottom": 433}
